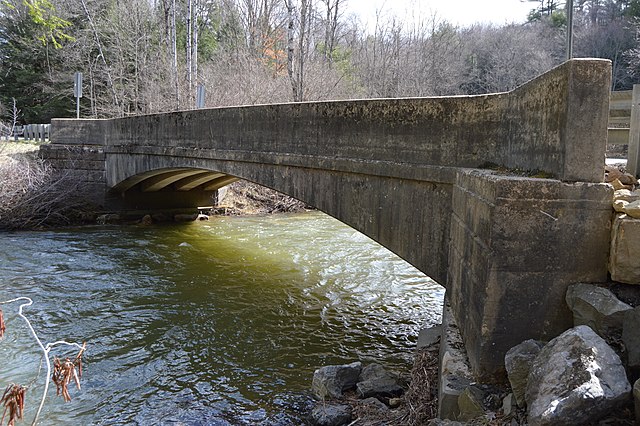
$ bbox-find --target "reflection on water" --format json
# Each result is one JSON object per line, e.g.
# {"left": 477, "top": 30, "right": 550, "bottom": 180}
{"left": 0, "top": 211, "right": 444, "bottom": 425}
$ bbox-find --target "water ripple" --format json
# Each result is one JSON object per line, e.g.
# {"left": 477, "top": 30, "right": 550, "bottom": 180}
{"left": 0, "top": 211, "right": 443, "bottom": 424}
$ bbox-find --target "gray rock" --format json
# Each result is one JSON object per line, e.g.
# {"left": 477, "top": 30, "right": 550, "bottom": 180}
{"left": 360, "top": 397, "right": 388, "bottom": 411}
{"left": 525, "top": 325, "right": 631, "bottom": 426}
{"left": 565, "top": 283, "right": 632, "bottom": 337}
{"left": 504, "top": 339, "right": 545, "bottom": 408}
{"left": 174, "top": 213, "right": 199, "bottom": 222}
{"left": 310, "top": 404, "right": 352, "bottom": 426}
{"left": 502, "top": 393, "right": 515, "bottom": 416}
{"left": 356, "top": 363, "right": 403, "bottom": 399}
{"left": 457, "top": 386, "right": 485, "bottom": 422}
{"left": 417, "top": 325, "right": 441, "bottom": 350}
{"left": 312, "top": 362, "right": 362, "bottom": 400}
{"left": 623, "top": 306, "right": 640, "bottom": 369}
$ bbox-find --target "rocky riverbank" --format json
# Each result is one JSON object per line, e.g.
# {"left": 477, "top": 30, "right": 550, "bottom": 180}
{"left": 310, "top": 281, "right": 640, "bottom": 426}
{"left": 306, "top": 346, "right": 440, "bottom": 426}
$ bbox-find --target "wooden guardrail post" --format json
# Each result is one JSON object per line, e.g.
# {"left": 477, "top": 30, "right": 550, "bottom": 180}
{"left": 628, "top": 84, "right": 640, "bottom": 177}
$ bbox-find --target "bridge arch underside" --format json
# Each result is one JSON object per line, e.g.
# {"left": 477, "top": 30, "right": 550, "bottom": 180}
{"left": 106, "top": 153, "right": 452, "bottom": 286}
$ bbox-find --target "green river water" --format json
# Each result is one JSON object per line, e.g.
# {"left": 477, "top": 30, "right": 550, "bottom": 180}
{"left": 0, "top": 211, "right": 444, "bottom": 425}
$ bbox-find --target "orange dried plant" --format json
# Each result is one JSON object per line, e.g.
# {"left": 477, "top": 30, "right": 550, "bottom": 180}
{"left": 52, "top": 343, "right": 86, "bottom": 402}
{"left": 0, "top": 309, "right": 5, "bottom": 339}
{"left": 0, "top": 384, "right": 25, "bottom": 426}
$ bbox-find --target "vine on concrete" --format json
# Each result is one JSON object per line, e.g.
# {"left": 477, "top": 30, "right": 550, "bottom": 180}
{"left": 0, "top": 297, "right": 86, "bottom": 426}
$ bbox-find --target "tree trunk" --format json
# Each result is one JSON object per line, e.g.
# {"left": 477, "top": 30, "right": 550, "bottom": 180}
{"left": 193, "top": 0, "right": 199, "bottom": 90}
{"left": 186, "top": 0, "right": 193, "bottom": 97}
{"left": 79, "top": 0, "right": 120, "bottom": 113}
{"left": 285, "top": 0, "right": 298, "bottom": 101}
{"left": 171, "top": 0, "right": 179, "bottom": 108}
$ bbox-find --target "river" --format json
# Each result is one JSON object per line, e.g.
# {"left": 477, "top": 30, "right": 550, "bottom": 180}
{"left": 0, "top": 211, "right": 444, "bottom": 425}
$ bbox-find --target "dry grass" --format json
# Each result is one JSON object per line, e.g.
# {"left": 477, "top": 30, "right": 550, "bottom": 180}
{"left": 404, "top": 345, "right": 440, "bottom": 425}
{"left": 337, "top": 345, "right": 441, "bottom": 426}
{"left": 0, "top": 141, "right": 42, "bottom": 157}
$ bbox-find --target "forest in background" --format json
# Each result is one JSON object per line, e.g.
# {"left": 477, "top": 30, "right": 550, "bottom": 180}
{"left": 1, "top": 0, "right": 640, "bottom": 124}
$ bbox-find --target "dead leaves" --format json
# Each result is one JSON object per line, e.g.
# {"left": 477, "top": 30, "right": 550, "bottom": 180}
{"left": 0, "top": 384, "right": 25, "bottom": 426}
{"left": 0, "top": 310, "right": 5, "bottom": 339}
{"left": 52, "top": 343, "right": 86, "bottom": 402}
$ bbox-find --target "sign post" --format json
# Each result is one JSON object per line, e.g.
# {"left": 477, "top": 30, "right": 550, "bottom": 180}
{"left": 74, "top": 72, "right": 83, "bottom": 119}
{"left": 566, "top": 0, "right": 574, "bottom": 60}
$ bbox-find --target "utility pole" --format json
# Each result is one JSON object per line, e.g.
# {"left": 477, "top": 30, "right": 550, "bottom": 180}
{"left": 566, "top": 0, "right": 574, "bottom": 60}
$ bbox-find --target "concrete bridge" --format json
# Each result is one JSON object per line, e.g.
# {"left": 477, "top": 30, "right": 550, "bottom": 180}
{"left": 41, "top": 59, "right": 614, "bottom": 386}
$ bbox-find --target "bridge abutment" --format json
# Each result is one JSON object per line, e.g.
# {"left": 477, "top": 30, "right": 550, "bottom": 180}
{"left": 447, "top": 170, "right": 612, "bottom": 381}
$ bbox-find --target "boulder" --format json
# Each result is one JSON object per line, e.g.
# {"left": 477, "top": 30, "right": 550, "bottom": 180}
{"left": 605, "top": 167, "right": 623, "bottom": 183}
{"left": 565, "top": 283, "right": 631, "bottom": 337}
{"left": 312, "top": 362, "right": 362, "bottom": 400}
{"left": 624, "top": 200, "right": 640, "bottom": 218}
{"left": 611, "top": 178, "right": 631, "bottom": 191}
{"left": 457, "top": 386, "right": 486, "bottom": 422}
{"left": 613, "top": 189, "right": 639, "bottom": 203}
{"left": 140, "top": 214, "right": 153, "bottom": 225}
{"left": 356, "top": 363, "right": 403, "bottom": 399}
{"left": 610, "top": 214, "right": 640, "bottom": 284}
{"left": 613, "top": 199, "right": 628, "bottom": 212}
{"left": 619, "top": 172, "right": 638, "bottom": 186}
{"left": 504, "top": 340, "right": 545, "bottom": 408}
{"left": 174, "top": 213, "right": 199, "bottom": 222}
{"left": 525, "top": 325, "right": 631, "bottom": 426}
{"left": 623, "top": 307, "right": 640, "bottom": 369}
{"left": 309, "top": 404, "right": 352, "bottom": 426}
{"left": 151, "top": 212, "right": 171, "bottom": 222}
{"left": 502, "top": 393, "right": 516, "bottom": 417}
{"left": 417, "top": 325, "right": 441, "bottom": 350}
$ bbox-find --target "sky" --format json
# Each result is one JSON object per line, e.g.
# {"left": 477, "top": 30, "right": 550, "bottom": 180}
{"left": 346, "top": 0, "right": 535, "bottom": 30}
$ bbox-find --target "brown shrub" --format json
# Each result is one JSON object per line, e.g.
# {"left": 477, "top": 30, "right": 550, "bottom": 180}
{"left": 0, "top": 151, "right": 90, "bottom": 230}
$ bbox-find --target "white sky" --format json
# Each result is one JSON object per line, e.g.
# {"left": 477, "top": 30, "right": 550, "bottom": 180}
{"left": 346, "top": 0, "right": 535, "bottom": 30}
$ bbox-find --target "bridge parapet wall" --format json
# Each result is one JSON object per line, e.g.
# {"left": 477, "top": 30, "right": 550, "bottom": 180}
{"left": 99, "top": 58, "right": 609, "bottom": 184}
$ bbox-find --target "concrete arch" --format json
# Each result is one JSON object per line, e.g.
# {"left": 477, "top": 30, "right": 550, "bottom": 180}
{"left": 106, "top": 152, "right": 451, "bottom": 286}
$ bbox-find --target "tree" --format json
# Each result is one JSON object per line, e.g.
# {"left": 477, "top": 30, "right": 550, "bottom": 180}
{"left": 0, "top": 0, "right": 75, "bottom": 122}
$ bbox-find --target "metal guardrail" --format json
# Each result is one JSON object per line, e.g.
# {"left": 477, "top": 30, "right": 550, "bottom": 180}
{"left": 0, "top": 123, "right": 50, "bottom": 142}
